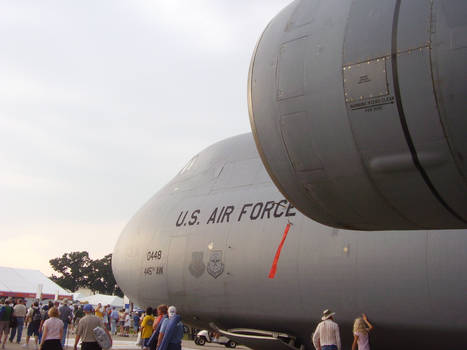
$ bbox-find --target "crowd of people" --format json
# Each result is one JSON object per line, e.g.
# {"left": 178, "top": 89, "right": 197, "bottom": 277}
{"left": 85, "top": 304, "right": 131, "bottom": 337}
{"left": 0, "top": 298, "right": 113, "bottom": 350}
{"left": 136, "top": 304, "right": 184, "bottom": 350}
{"left": 0, "top": 299, "right": 184, "bottom": 350}
{"left": 1, "top": 298, "right": 374, "bottom": 350}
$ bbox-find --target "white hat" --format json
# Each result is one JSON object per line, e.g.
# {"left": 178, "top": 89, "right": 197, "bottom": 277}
{"left": 168, "top": 306, "right": 177, "bottom": 317}
{"left": 321, "top": 309, "right": 335, "bottom": 321}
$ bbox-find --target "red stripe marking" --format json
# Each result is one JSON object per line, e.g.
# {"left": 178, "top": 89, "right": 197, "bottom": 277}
{"left": 0, "top": 291, "right": 72, "bottom": 300}
{"left": 268, "top": 223, "right": 291, "bottom": 279}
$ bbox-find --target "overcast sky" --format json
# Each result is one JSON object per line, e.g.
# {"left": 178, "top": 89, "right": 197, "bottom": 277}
{"left": 0, "top": 1, "right": 292, "bottom": 275}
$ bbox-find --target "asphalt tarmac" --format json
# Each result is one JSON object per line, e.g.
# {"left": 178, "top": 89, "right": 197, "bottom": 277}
{"left": 3, "top": 334, "right": 250, "bottom": 350}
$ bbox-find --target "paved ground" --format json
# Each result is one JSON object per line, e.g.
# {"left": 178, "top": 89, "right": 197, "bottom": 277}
{"left": 2, "top": 334, "right": 249, "bottom": 350}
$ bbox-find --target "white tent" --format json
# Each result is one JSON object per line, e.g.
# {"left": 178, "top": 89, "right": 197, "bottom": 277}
{"left": 75, "top": 294, "right": 124, "bottom": 308}
{"left": 0, "top": 266, "right": 72, "bottom": 300}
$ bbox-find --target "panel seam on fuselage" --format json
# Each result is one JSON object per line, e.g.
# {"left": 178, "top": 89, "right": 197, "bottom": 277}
{"left": 390, "top": 0, "right": 467, "bottom": 224}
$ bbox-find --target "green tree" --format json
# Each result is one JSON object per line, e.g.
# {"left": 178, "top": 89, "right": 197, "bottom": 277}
{"left": 49, "top": 252, "right": 123, "bottom": 296}
{"left": 49, "top": 251, "right": 92, "bottom": 292}
{"left": 89, "top": 254, "right": 123, "bottom": 297}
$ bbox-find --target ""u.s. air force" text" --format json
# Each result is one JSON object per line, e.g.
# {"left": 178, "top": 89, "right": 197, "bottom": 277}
{"left": 175, "top": 199, "right": 296, "bottom": 227}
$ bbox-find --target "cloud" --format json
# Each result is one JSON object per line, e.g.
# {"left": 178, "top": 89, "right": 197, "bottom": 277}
{"left": 0, "top": 113, "right": 89, "bottom": 176}
{"left": 0, "top": 2, "right": 44, "bottom": 27}
{"left": 0, "top": 220, "right": 126, "bottom": 275}
{"left": 122, "top": 0, "right": 291, "bottom": 55}
{"left": 0, "top": 170, "right": 69, "bottom": 193}
{"left": 0, "top": 69, "right": 83, "bottom": 105}
{"left": 125, "top": 0, "right": 235, "bottom": 53}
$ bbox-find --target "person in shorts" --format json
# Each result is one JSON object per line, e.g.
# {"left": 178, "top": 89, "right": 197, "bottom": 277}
{"left": 24, "top": 302, "right": 41, "bottom": 348}
{"left": 140, "top": 308, "right": 154, "bottom": 349}
{"left": 0, "top": 299, "right": 13, "bottom": 349}
{"left": 123, "top": 312, "right": 130, "bottom": 337}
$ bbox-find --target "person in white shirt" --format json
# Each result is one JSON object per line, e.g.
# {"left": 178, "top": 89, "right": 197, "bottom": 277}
{"left": 123, "top": 313, "right": 130, "bottom": 337}
{"left": 312, "top": 309, "right": 341, "bottom": 350}
{"left": 10, "top": 299, "right": 27, "bottom": 344}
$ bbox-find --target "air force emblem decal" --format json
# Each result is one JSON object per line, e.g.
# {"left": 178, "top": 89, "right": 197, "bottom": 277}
{"left": 207, "top": 250, "right": 224, "bottom": 278}
{"left": 188, "top": 251, "right": 205, "bottom": 278}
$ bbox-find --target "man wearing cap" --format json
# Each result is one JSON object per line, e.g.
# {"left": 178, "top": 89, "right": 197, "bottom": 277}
{"left": 156, "top": 306, "right": 183, "bottom": 350}
{"left": 312, "top": 309, "right": 341, "bottom": 350}
{"left": 74, "top": 305, "right": 112, "bottom": 350}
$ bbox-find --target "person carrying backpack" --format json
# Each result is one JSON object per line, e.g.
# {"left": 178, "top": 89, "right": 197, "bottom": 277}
{"left": 0, "top": 299, "right": 13, "bottom": 349}
{"left": 24, "top": 302, "right": 41, "bottom": 348}
{"left": 73, "top": 306, "right": 84, "bottom": 335}
{"left": 58, "top": 300, "right": 73, "bottom": 347}
{"left": 156, "top": 306, "right": 183, "bottom": 350}
{"left": 38, "top": 305, "right": 49, "bottom": 344}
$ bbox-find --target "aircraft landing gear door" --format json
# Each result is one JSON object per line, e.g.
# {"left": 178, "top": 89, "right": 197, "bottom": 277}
{"left": 167, "top": 236, "right": 187, "bottom": 301}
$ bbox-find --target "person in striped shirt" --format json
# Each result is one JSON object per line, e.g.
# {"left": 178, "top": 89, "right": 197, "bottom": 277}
{"left": 312, "top": 309, "right": 341, "bottom": 350}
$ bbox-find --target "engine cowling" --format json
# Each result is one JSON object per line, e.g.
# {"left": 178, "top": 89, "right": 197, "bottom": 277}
{"left": 248, "top": 0, "right": 467, "bottom": 230}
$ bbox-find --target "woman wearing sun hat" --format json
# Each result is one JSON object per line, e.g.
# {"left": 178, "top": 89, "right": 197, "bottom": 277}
{"left": 312, "top": 309, "right": 341, "bottom": 350}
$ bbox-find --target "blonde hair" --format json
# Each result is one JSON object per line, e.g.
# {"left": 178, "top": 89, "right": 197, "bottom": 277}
{"left": 353, "top": 317, "right": 368, "bottom": 334}
{"left": 48, "top": 307, "right": 59, "bottom": 318}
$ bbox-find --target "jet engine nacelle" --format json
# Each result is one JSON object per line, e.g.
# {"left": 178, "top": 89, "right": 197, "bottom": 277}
{"left": 248, "top": 0, "right": 467, "bottom": 230}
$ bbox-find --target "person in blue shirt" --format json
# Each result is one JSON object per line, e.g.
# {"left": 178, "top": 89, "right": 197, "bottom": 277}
{"left": 156, "top": 306, "right": 183, "bottom": 350}
{"left": 110, "top": 308, "right": 119, "bottom": 335}
{"left": 132, "top": 312, "right": 140, "bottom": 334}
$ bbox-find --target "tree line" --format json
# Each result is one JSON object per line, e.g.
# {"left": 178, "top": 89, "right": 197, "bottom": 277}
{"left": 49, "top": 251, "right": 123, "bottom": 297}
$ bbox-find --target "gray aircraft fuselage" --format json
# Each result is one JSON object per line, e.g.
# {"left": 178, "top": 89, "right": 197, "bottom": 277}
{"left": 114, "top": 0, "right": 467, "bottom": 348}
{"left": 112, "top": 133, "right": 467, "bottom": 349}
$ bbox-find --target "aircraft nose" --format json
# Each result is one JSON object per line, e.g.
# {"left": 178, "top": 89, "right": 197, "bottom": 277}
{"left": 112, "top": 218, "right": 142, "bottom": 302}
{"left": 112, "top": 208, "right": 170, "bottom": 307}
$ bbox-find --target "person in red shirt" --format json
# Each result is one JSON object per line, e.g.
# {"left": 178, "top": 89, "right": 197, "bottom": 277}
{"left": 152, "top": 305, "right": 167, "bottom": 333}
